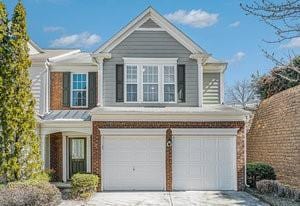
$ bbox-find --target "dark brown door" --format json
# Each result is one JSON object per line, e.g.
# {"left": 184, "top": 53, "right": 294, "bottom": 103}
{"left": 69, "top": 138, "right": 86, "bottom": 178}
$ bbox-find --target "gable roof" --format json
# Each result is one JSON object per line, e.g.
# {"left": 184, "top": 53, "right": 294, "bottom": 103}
{"left": 94, "top": 7, "right": 208, "bottom": 55}
{"left": 28, "top": 40, "right": 44, "bottom": 55}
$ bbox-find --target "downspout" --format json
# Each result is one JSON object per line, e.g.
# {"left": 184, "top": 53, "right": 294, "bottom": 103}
{"left": 244, "top": 115, "right": 249, "bottom": 188}
{"left": 44, "top": 60, "right": 50, "bottom": 114}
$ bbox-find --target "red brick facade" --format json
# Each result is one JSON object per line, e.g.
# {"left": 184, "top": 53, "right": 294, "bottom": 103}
{"left": 247, "top": 85, "right": 300, "bottom": 188}
{"left": 50, "top": 132, "right": 63, "bottom": 181}
{"left": 50, "top": 72, "right": 98, "bottom": 110}
{"left": 50, "top": 72, "right": 64, "bottom": 110}
{"left": 92, "top": 121, "right": 246, "bottom": 191}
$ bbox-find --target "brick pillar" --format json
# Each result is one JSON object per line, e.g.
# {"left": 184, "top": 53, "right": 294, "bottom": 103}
{"left": 166, "top": 128, "right": 172, "bottom": 191}
{"left": 50, "top": 72, "right": 63, "bottom": 110}
{"left": 50, "top": 132, "right": 63, "bottom": 181}
{"left": 92, "top": 122, "right": 101, "bottom": 191}
{"left": 237, "top": 126, "right": 245, "bottom": 191}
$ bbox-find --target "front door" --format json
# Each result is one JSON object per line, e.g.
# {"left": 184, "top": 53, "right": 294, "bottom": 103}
{"left": 69, "top": 138, "right": 86, "bottom": 178}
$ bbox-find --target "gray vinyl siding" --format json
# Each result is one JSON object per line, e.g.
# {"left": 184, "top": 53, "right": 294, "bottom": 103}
{"left": 203, "top": 73, "right": 220, "bottom": 104}
{"left": 103, "top": 30, "right": 198, "bottom": 107}
{"left": 139, "top": 19, "right": 161, "bottom": 28}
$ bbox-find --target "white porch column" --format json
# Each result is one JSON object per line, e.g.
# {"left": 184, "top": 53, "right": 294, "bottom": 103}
{"left": 40, "top": 134, "right": 47, "bottom": 169}
{"left": 190, "top": 53, "right": 209, "bottom": 107}
{"left": 93, "top": 53, "right": 111, "bottom": 107}
{"left": 62, "top": 135, "right": 67, "bottom": 182}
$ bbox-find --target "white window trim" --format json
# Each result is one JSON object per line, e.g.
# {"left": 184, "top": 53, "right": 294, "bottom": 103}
{"left": 123, "top": 58, "right": 178, "bottom": 104}
{"left": 70, "top": 72, "right": 89, "bottom": 108}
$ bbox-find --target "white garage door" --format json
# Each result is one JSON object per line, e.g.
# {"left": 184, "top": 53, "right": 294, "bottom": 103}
{"left": 173, "top": 130, "right": 237, "bottom": 191}
{"left": 102, "top": 133, "right": 165, "bottom": 191}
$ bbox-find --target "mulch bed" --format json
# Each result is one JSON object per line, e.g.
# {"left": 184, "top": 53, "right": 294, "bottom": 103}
{"left": 246, "top": 187, "right": 299, "bottom": 206}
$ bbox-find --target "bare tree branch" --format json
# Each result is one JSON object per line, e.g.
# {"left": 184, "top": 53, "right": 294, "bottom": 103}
{"left": 241, "top": 0, "right": 300, "bottom": 43}
{"left": 226, "top": 80, "right": 257, "bottom": 109}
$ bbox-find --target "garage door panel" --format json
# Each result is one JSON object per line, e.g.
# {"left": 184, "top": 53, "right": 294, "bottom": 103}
{"left": 173, "top": 163, "right": 190, "bottom": 178}
{"left": 104, "top": 151, "right": 132, "bottom": 162}
{"left": 103, "top": 135, "right": 165, "bottom": 191}
{"left": 173, "top": 135, "right": 236, "bottom": 191}
{"left": 190, "top": 164, "right": 202, "bottom": 178}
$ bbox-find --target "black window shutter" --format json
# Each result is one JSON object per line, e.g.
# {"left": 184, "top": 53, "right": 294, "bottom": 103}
{"left": 177, "top": 65, "right": 185, "bottom": 103}
{"left": 116, "top": 64, "right": 124, "bottom": 102}
{"left": 88, "top": 72, "right": 97, "bottom": 108}
{"left": 63, "top": 72, "right": 71, "bottom": 107}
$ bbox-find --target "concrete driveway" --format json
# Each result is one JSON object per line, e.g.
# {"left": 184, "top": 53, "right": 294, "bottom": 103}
{"left": 60, "top": 191, "right": 268, "bottom": 206}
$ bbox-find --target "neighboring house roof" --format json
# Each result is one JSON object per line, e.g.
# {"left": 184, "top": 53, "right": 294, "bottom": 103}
{"left": 42, "top": 110, "right": 91, "bottom": 121}
{"left": 29, "top": 40, "right": 44, "bottom": 54}
{"left": 94, "top": 7, "right": 212, "bottom": 58}
{"left": 48, "top": 52, "right": 96, "bottom": 66}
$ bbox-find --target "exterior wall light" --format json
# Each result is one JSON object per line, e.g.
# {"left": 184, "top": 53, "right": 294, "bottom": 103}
{"left": 166, "top": 139, "right": 172, "bottom": 147}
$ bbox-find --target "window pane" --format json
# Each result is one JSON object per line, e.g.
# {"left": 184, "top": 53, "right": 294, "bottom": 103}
{"left": 72, "top": 91, "right": 87, "bottom": 106}
{"left": 126, "top": 66, "right": 137, "bottom": 83}
{"left": 143, "top": 66, "right": 158, "bottom": 83}
{"left": 164, "top": 84, "right": 175, "bottom": 102}
{"left": 72, "top": 139, "right": 84, "bottom": 159}
{"left": 143, "top": 84, "right": 158, "bottom": 102}
{"left": 126, "top": 84, "right": 137, "bottom": 102}
{"left": 164, "top": 66, "right": 175, "bottom": 83}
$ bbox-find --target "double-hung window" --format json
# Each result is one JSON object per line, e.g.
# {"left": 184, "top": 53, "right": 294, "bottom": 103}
{"left": 163, "top": 66, "right": 175, "bottom": 102}
{"left": 125, "top": 65, "right": 138, "bottom": 102}
{"left": 143, "top": 65, "right": 159, "bottom": 102}
{"left": 71, "top": 73, "right": 88, "bottom": 107}
{"left": 123, "top": 58, "right": 177, "bottom": 103}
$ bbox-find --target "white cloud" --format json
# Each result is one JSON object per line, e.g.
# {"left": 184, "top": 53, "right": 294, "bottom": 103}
{"left": 229, "top": 52, "right": 246, "bottom": 63}
{"left": 281, "top": 37, "right": 300, "bottom": 48}
{"left": 44, "top": 26, "right": 65, "bottom": 33}
{"left": 229, "top": 21, "right": 240, "bottom": 28}
{"left": 50, "top": 32, "right": 101, "bottom": 48}
{"left": 165, "top": 9, "right": 218, "bottom": 28}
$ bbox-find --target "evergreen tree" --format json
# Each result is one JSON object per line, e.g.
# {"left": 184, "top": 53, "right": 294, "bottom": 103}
{"left": 0, "top": 1, "right": 41, "bottom": 182}
{"left": 0, "top": 1, "right": 11, "bottom": 182}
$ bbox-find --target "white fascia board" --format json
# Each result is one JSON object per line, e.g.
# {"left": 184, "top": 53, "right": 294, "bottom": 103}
{"left": 91, "top": 113, "right": 246, "bottom": 122}
{"left": 49, "top": 65, "right": 98, "bottom": 72}
{"left": 41, "top": 120, "right": 91, "bottom": 128}
{"left": 40, "top": 121, "right": 92, "bottom": 135}
{"left": 94, "top": 7, "right": 206, "bottom": 55}
{"left": 203, "top": 63, "right": 227, "bottom": 73}
{"left": 172, "top": 128, "right": 239, "bottom": 136}
{"left": 100, "top": 128, "right": 166, "bottom": 136}
{"left": 94, "top": 8, "right": 151, "bottom": 53}
{"left": 123, "top": 57, "right": 178, "bottom": 64}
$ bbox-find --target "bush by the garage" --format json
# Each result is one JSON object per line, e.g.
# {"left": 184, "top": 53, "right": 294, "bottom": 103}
{"left": 247, "top": 162, "right": 276, "bottom": 187}
{"left": 256, "top": 180, "right": 300, "bottom": 202}
{"left": 71, "top": 173, "right": 99, "bottom": 200}
{"left": 0, "top": 179, "right": 61, "bottom": 206}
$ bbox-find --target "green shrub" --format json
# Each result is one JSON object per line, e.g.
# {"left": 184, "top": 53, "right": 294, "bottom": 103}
{"left": 247, "top": 162, "right": 276, "bottom": 187}
{"left": 71, "top": 173, "right": 99, "bottom": 200}
{"left": 256, "top": 180, "right": 300, "bottom": 202}
{"left": 31, "top": 171, "right": 51, "bottom": 182}
{"left": 0, "top": 179, "right": 61, "bottom": 206}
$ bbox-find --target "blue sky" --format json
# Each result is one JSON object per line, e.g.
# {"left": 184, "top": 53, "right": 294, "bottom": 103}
{"left": 3, "top": 0, "right": 300, "bottom": 86}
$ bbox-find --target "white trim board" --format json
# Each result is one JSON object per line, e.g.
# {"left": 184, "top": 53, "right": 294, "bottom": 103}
{"left": 172, "top": 128, "right": 239, "bottom": 136}
{"left": 100, "top": 128, "right": 166, "bottom": 136}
